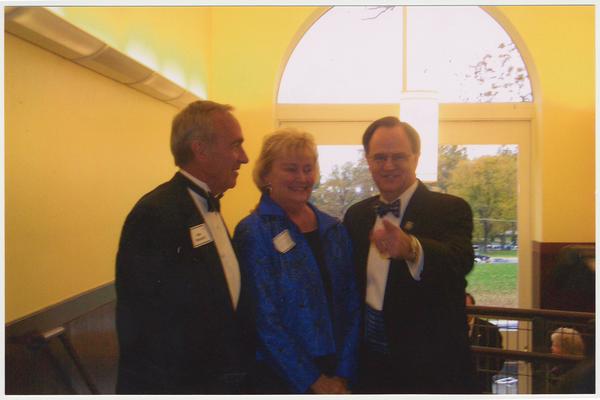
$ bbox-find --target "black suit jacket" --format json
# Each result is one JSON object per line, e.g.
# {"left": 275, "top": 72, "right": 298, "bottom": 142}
{"left": 343, "top": 181, "right": 476, "bottom": 393}
{"left": 115, "top": 172, "right": 251, "bottom": 394}
{"left": 471, "top": 317, "right": 503, "bottom": 348}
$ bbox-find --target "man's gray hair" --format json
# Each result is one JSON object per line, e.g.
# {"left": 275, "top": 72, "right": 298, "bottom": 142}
{"left": 171, "top": 100, "right": 234, "bottom": 167}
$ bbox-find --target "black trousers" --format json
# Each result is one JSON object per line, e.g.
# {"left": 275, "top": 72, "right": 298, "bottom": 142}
{"left": 357, "top": 346, "right": 479, "bottom": 394}
{"left": 357, "top": 347, "right": 411, "bottom": 394}
{"left": 116, "top": 369, "right": 248, "bottom": 394}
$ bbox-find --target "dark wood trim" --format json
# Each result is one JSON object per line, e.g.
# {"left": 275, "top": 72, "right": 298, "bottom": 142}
{"left": 6, "top": 282, "right": 116, "bottom": 338}
{"left": 533, "top": 241, "right": 595, "bottom": 312}
{"left": 471, "top": 345, "right": 585, "bottom": 363}
{"left": 467, "top": 305, "right": 594, "bottom": 321}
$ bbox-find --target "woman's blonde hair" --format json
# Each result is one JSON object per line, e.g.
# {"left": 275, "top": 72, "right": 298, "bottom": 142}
{"left": 253, "top": 127, "right": 319, "bottom": 192}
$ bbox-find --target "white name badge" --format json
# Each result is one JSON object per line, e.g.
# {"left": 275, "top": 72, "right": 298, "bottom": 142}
{"left": 273, "top": 229, "right": 296, "bottom": 254}
{"left": 189, "top": 223, "right": 213, "bottom": 248}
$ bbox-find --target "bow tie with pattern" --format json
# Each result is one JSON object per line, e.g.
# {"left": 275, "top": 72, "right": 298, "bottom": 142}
{"left": 187, "top": 183, "right": 221, "bottom": 212}
{"left": 375, "top": 199, "right": 400, "bottom": 218}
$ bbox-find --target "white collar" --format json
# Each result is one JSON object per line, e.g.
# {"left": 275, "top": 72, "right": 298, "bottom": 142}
{"left": 179, "top": 169, "right": 212, "bottom": 193}
{"left": 379, "top": 179, "right": 419, "bottom": 218}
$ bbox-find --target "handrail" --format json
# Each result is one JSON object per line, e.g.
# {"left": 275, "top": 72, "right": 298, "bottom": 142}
{"left": 471, "top": 345, "right": 586, "bottom": 364}
{"left": 6, "top": 282, "right": 116, "bottom": 337}
{"left": 466, "top": 305, "right": 595, "bottom": 321}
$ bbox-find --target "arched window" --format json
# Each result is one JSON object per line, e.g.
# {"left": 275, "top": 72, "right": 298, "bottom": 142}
{"left": 276, "top": 6, "right": 535, "bottom": 310}
{"left": 279, "top": 6, "right": 532, "bottom": 104}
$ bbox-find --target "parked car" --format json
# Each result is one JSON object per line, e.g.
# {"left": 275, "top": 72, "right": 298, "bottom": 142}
{"left": 474, "top": 254, "right": 491, "bottom": 263}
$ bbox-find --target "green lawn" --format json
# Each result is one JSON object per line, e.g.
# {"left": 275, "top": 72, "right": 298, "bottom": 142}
{"left": 480, "top": 250, "right": 518, "bottom": 257}
{"left": 466, "top": 263, "right": 518, "bottom": 307}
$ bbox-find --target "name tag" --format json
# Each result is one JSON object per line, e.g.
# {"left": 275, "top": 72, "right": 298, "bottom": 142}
{"left": 189, "top": 224, "right": 213, "bottom": 248}
{"left": 273, "top": 229, "right": 295, "bottom": 254}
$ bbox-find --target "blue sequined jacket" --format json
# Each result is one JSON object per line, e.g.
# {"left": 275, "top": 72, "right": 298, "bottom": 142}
{"left": 233, "top": 194, "right": 360, "bottom": 393}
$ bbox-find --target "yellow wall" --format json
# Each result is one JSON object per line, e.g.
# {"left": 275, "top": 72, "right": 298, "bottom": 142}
{"left": 5, "top": 5, "right": 595, "bottom": 321}
{"left": 4, "top": 7, "right": 213, "bottom": 322}
{"left": 56, "top": 7, "right": 212, "bottom": 98}
{"left": 210, "top": 6, "right": 320, "bottom": 227}
{"left": 50, "top": 5, "right": 316, "bottom": 234}
{"left": 496, "top": 6, "right": 595, "bottom": 243}
{"left": 210, "top": 5, "right": 596, "bottom": 241}
{"left": 5, "top": 34, "right": 179, "bottom": 321}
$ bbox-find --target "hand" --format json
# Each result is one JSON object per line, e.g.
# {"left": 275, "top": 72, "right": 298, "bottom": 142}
{"left": 331, "top": 376, "right": 351, "bottom": 393}
{"left": 309, "top": 374, "right": 351, "bottom": 394}
{"left": 371, "top": 219, "right": 413, "bottom": 260}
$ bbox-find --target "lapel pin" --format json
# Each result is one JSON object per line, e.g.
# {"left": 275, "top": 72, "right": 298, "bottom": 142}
{"left": 404, "top": 221, "right": 414, "bottom": 231}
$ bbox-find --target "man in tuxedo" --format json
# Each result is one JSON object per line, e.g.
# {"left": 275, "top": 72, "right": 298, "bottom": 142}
{"left": 343, "top": 116, "right": 477, "bottom": 393}
{"left": 115, "top": 100, "right": 250, "bottom": 394}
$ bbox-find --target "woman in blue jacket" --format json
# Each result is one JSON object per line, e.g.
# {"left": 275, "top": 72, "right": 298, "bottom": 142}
{"left": 233, "top": 128, "right": 360, "bottom": 394}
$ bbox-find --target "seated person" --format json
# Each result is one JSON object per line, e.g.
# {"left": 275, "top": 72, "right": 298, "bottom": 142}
{"left": 466, "top": 293, "right": 504, "bottom": 393}
{"left": 551, "top": 327, "right": 584, "bottom": 357}
{"left": 549, "top": 326, "right": 590, "bottom": 393}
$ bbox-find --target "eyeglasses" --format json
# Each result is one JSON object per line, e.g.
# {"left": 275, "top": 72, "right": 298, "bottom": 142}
{"left": 369, "top": 153, "right": 412, "bottom": 165}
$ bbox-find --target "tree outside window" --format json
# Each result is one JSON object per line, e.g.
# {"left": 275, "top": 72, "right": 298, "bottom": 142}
{"left": 312, "top": 144, "right": 518, "bottom": 307}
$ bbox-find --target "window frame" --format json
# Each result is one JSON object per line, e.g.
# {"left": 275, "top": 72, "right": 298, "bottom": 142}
{"left": 276, "top": 102, "right": 534, "bottom": 309}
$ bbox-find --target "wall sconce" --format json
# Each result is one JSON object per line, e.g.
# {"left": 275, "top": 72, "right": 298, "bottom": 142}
{"left": 4, "top": 6, "right": 199, "bottom": 108}
{"left": 399, "top": 91, "right": 439, "bottom": 182}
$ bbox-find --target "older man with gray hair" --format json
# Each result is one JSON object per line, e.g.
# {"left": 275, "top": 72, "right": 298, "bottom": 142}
{"left": 115, "top": 100, "right": 250, "bottom": 394}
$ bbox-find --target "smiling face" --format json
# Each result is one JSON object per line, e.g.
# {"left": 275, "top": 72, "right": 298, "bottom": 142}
{"left": 264, "top": 151, "right": 317, "bottom": 210}
{"left": 366, "top": 124, "right": 419, "bottom": 202}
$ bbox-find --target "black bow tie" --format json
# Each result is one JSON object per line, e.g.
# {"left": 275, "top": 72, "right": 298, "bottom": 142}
{"left": 187, "top": 183, "right": 221, "bottom": 212}
{"left": 375, "top": 199, "right": 400, "bottom": 218}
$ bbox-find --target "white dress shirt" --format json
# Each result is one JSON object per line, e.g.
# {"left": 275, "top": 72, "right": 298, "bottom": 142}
{"left": 366, "top": 180, "right": 424, "bottom": 311}
{"left": 179, "top": 169, "right": 241, "bottom": 309}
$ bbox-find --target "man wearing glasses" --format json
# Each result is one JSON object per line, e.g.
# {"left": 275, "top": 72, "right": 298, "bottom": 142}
{"left": 343, "top": 116, "right": 477, "bottom": 393}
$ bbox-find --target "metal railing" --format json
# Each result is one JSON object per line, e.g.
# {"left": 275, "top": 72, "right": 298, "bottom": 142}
{"left": 466, "top": 305, "right": 594, "bottom": 394}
